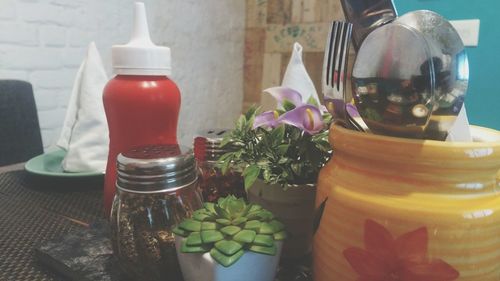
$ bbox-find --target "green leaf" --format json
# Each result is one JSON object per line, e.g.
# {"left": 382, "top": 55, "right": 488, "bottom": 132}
{"left": 220, "top": 225, "right": 241, "bottom": 236}
{"left": 249, "top": 244, "right": 277, "bottom": 256}
{"left": 204, "top": 202, "right": 216, "bottom": 214}
{"left": 270, "top": 125, "right": 285, "bottom": 145}
{"left": 181, "top": 240, "right": 209, "bottom": 253}
{"left": 282, "top": 100, "right": 296, "bottom": 111}
{"left": 225, "top": 197, "right": 246, "bottom": 216}
{"left": 257, "top": 210, "right": 274, "bottom": 221}
{"left": 215, "top": 205, "right": 231, "bottom": 220}
{"left": 246, "top": 211, "right": 262, "bottom": 220}
{"left": 172, "top": 226, "right": 189, "bottom": 237}
{"left": 233, "top": 229, "right": 256, "bottom": 243}
{"left": 179, "top": 219, "right": 201, "bottom": 232}
{"left": 219, "top": 154, "right": 233, "bottom": 174}
{"left": 216, "top": 218, "right": 231, "bottom": 226}
{"left": 243, "top": 164, "right": 261, "bottom": 190}
{"left": 248, "top": 204, "right": 262, "bottom": 213}
{"left": 235, "top": 115, "right": 246, "bottom": 131}
{"left": 244, "top": 105, "right": 259, "bottom": 121}
{"left": 277, "top": 144, "right": 289, "bottom": 155}
{"left": 253, "top": 234, "right": 274, "bottom": 247}
{"left": 186, "top": 232, "right": 202, "bottom": 246}
{"left": 210, "top": 248, "right": 244, "bottom": 267}
{"left": 201, "top": 230, "right": 224, "bottom": 243}
{"left": 307, "top": 96, "right": 319, "bottom": 107}
{"left": 231, "top": 217, "right": 247, "bottom": 226}
{"left": 244, "top": 220, "right": 261, "bottom": 231}
{"left": 269, "top": 220, "right": 285, "bottom": 233}
{"left": 215, "top": 240, "right": 243, "bottom": 256}
{"left": 259, "top": 222, "right": 274, "bottom": 234}
{"left": 273, "top": 231, "right": 288, "bottom": 241}
{"left": 193, "top": 212, "right": 212, "bottom": 222}
{"left": 201, "top": 221, "right": 217, "bottom": 230}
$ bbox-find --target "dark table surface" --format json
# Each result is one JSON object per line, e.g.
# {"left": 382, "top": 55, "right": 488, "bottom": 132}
{"left": 0, "top": 165, "right": 312, "bottom": 281}
{"left": 0, "top": 166, "right": 105, "bottom": 281}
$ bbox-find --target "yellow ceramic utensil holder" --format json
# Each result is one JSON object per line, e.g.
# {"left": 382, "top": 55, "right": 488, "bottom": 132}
{"left": 314, "top": 124, "right": 500, "bottom": 281}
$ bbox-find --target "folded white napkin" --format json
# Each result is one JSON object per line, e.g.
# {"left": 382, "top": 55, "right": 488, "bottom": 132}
{"left": 282, "top": 42, "right": 321, "bottom": 105}
{"left": 56, "top": 42, "right": 109, "bottom": 172}
{"left": 260, "top": 42, "right": 320, "bottom": 110}
{"left": 446, "top": 105, "right": 472, "bottom": 142}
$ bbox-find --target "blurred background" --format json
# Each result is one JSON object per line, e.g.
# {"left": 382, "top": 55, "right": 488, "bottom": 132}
{"left": 0, "top": 0, "right": 498, "bottom": 150}
{"left": 0, "top": 0, "right": 245, "bottom": 148}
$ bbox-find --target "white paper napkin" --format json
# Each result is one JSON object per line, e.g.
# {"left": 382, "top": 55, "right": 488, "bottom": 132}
{"left": 446, "top": 105, "right": 472, "bottom": 142}
{"left": 282, "top": 42, "right": 321, "bottom": 105}
{"left": 260, "top": 42, "right": 320, "bottom": 110}
{"left": 56, "top": 42, "right": 109, "bottom": 172}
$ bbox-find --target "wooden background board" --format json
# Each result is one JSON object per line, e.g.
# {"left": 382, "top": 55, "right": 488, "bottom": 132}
{"left": 243, "top": 0, "right": 350, "bottom": 111}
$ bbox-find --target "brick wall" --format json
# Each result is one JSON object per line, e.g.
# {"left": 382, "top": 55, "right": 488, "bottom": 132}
{"left": 0, "top": 0, "right": 245, "bottom": 149}
{"left": 243, "top": 0, "right": 347, "bottom": 111}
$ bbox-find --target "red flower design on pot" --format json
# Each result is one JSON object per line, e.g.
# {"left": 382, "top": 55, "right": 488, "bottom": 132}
{"left": 343, "top": 219, "right": 459, "bottom": 281}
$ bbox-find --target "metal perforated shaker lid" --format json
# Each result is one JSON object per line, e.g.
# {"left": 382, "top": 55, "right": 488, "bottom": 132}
{"left": 194, "top": 128, "right": 232, "bottom": 162}
{"left": 116, "top": 144, "right": 197, "bottom": 193}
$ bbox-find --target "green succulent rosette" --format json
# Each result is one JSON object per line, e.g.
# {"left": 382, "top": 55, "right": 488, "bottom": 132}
{"left": 173, "top": 195, "right": 287, "bottom": 267}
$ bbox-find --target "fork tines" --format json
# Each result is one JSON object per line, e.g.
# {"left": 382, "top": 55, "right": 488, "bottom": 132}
{"left": 322, "top": 21, "right": 353, "bottom": 100}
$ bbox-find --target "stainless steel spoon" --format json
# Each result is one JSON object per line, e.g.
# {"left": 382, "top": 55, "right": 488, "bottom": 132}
{"left": 395, "top": 10, "right": 469, "bottom": 140}
{"left": 351, "top": 22, "right": 435, "bottom": 139}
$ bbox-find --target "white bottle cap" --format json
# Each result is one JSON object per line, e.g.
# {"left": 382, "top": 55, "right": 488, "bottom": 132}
{"left": 111, "top": 2, "right": 171, "bottom": 76}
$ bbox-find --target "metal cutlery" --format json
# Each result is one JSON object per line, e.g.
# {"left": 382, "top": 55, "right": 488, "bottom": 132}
{"left": 395, "top": 10, "right": 468, "bottom": 140}
{"left": 340, "top": 0, "right": 398, "bottom": 51}
{"left": 322, "top": 21, "right": 364, "bottom": 132}
{"left": 351, "top": 22, "right": 435, "bottom": 139}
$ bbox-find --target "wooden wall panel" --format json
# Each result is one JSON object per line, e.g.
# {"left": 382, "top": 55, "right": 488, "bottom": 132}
{"left": 243, "top": 0, "right": 346, "bottom": 111}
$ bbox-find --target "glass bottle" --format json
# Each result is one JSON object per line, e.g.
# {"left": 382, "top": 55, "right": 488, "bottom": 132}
{"left": 110, "top": 144, "right": 202, "bottom": 281}
{"left": 103, "top": 3, "right": 181, "bottom": 216}
{"left": 194, "top": 129, "right": 246, "bottom": 203}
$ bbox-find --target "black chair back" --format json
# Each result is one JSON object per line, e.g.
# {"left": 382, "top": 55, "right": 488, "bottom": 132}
{"left": 0, "top": 80, "right": 43, "bottom": 166}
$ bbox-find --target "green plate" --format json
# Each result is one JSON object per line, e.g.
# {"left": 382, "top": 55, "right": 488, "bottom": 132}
{"left": 25, "top": 149, "right": 104, "bottom": 178}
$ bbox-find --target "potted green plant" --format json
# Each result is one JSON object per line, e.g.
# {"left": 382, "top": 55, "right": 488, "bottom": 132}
{"left": 173, "top": 196, "right": 286, "bottom": 281}
{"left": 218, "top": 86, "right": 332, "bottom": 257}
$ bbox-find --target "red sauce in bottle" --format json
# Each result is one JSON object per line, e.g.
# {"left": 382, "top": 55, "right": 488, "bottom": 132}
{"left": 102, "top": 75, "right": 180, "bottom": 215}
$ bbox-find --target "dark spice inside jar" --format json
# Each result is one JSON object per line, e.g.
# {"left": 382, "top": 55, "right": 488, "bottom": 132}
{"left": 198, "top": 161, "right": 246, "bottom": 203}
{"left": 111, "top": 189, "right": 200, "bottom": 281}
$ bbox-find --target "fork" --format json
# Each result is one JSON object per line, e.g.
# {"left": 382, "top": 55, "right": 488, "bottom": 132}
{"left": 322, "top": 21, "right": 365, "bottom": 132}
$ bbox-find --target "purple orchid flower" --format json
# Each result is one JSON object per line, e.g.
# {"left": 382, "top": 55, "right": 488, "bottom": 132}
{"left": 278, "top": 104, "right": 324, "bottom": 135}
{"left": 263, "top": 87, "right": 303, "bottom": 108}
{"left": 346, "top": 103, "right": 360, "bottom": 117}
{"left": 253, "top": 110, "right": 280, "bottom": 129}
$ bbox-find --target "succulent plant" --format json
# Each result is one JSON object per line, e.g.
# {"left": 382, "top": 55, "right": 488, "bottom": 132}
{"left": 173, "top": 195, "right": 287, "bottom": 267}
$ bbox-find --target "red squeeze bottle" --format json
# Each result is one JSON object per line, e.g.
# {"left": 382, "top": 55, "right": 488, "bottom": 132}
{"left": 102, "top": 2, "right": 180, "bottom": 215}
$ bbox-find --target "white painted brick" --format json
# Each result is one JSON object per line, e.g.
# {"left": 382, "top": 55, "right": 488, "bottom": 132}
{"left": 0, "top": 0, "right": 16, "bottom": 20}
{"left": 41, "top": 128, "right": 57, "bottom": 149}
{"left": 0, "top": 70, "right": 29, "bottom": 80}
{"left": 17, "top": 2, "right": 79, "bottom": 26}
{"left": 0, "top": 46, "right": 63, "bottom": 70}
{"left": 61, "top": 47, "right": 86, "bottom": 67}
{"left": 0, "top": 22, "right": 38, "bottom": 46}
{"left": 40, "top": 26, "right": 67, "bottom": 47}
{"left": 67, "top": 29, "right": 92, "bottom": 47}
{"left": 0, "top": 0, "right": 245, "bottom": 149}
{"left": 38, "top": 108, "right": 65, "bottom": 130}
{"left": 50, "top": 0, "right": 85, "bottom": 8}
{"left": 29, "top": 68, "right": 76, "bottom": 89}
{"left": 57, "top": 87, "right": 75, "bottom": 108}
{"left": 33, "top": 88, "right": 60, "bottom": 111}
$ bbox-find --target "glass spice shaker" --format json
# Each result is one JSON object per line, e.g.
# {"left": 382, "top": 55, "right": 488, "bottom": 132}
{"left": 110, "top": 144, "right": 202, "bottom": 281}
{"left": 194, "top": 129, "right": 246, "bottom": 203}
